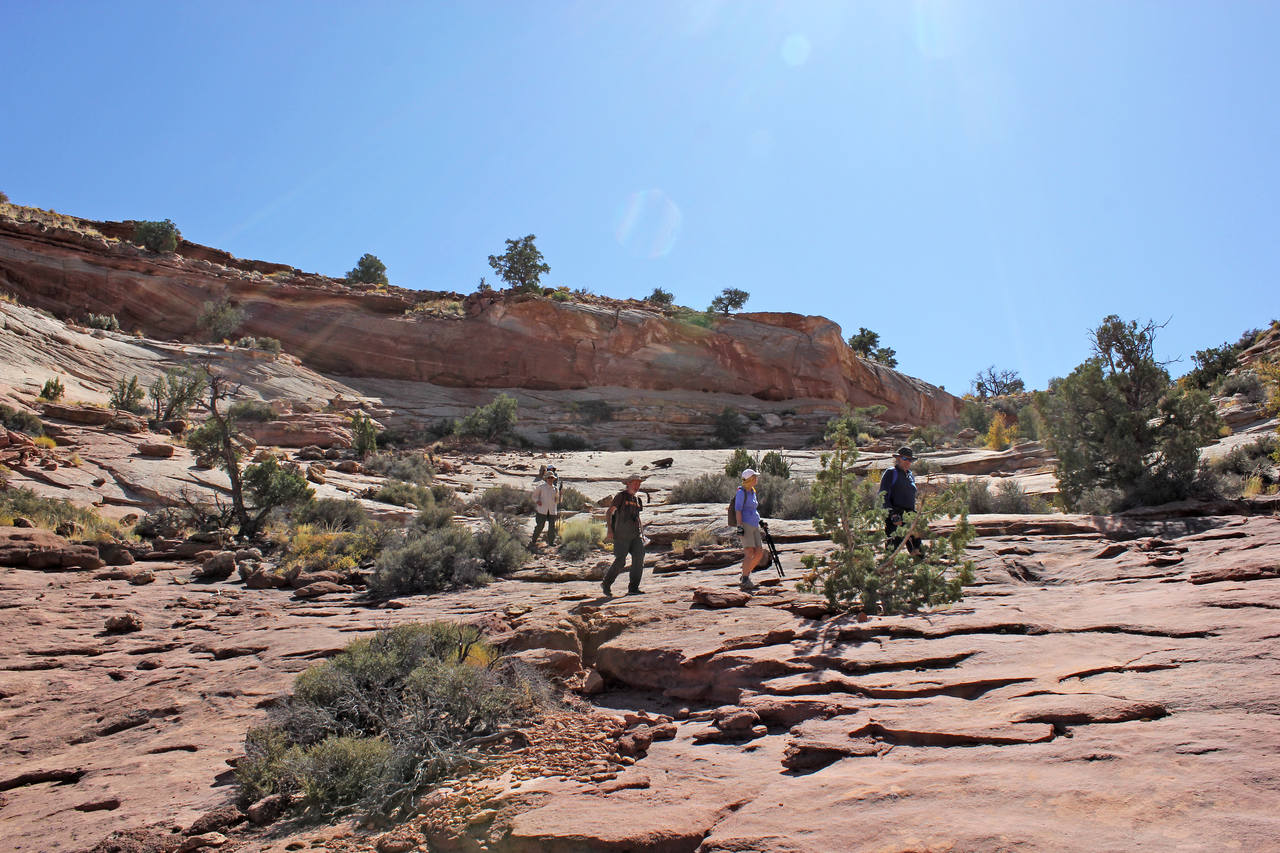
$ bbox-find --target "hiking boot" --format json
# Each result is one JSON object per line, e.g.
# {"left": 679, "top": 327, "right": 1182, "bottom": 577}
{"left": 626, "top": 587, "right": 643, "bottom": 596}
{"left": 739, "top": 576, "right": 757, "bottom": 591}
{"left": 601, "top": 579, "right": 613, "bottom": 597}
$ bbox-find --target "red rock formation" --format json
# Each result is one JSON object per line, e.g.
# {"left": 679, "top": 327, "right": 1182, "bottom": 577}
{"left": 0, "top": 212, "right": 961, "bottom": 424}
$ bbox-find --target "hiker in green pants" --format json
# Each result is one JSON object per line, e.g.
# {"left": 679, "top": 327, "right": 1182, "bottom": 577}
{"left": 603, "top": 474, "right": 645, "bottom": 596}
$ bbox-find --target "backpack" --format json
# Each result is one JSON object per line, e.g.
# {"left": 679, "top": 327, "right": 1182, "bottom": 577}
{"left": 728, "top": 487, "right": 742, "bottom": 527}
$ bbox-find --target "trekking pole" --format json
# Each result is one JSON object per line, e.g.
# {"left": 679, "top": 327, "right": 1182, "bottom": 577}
{"left": 759, "top": 520, "right": 785, "bottom": 578}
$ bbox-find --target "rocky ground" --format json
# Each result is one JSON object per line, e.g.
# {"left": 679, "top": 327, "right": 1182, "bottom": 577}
{"left": 2, "top": 502, "right": 1278, "bottom": 852}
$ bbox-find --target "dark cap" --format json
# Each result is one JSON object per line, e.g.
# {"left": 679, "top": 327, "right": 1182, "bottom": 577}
{"left": 894, "top": 446, "right": 916, "bottom": 460}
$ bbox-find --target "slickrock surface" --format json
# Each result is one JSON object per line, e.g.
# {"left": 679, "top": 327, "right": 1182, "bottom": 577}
{"left": 2, "top": 512, "right": 1278, "bottom": 852}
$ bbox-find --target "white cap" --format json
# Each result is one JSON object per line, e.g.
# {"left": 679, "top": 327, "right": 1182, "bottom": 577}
{"left": 741, "top": 468, "right": 758, "bottom": 480}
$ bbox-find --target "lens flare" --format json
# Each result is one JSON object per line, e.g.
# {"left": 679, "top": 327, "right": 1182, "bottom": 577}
{"left": 615, "top": 189, "right": 682, "bottom": 259}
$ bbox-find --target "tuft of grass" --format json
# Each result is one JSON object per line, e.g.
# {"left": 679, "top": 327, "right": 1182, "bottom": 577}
{"left": 364, "top": 451, "right": 434, "bottom": 485}
{"left": 33, "top": 435, "right": 57, "bottom": 449}
{"left": 557, "top": 517, "right": 604, "bottom": 561}
{"left": 0, "top": 487, "right": 124, "bottom": 541}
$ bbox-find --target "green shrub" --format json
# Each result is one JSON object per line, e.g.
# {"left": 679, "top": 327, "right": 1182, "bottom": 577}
{"left": 0, "top": 487, "right": 120, "bottom": 540}
{"left": 548, "top": 432, "right": 588, "bottom": 451}
{"left": 474, "top": 484, "right": 534, "bottom": 515}
{"left": 1, "top": 404, "right": 44, "bottom": 436}
{"left": 226, "top": 399, "right": 273, "bottom": 422}
{"left": 39, "top": 377, "right": 65, "bottom": 402}
{"left": 958, "top": 399, "right": 992, "bottom": 436}
{"left": 133, "top": 219, "right": 180, "bottom": 253}
{"left": 619, "top": 437, "right": 635, "bottom": 451}
{"left": 470, "top": 519, "right": 529, "bottom": 576}
{"left": 234, "top": 336, "right": 282, "bottom": 355}
{"left": 724, "top": 448, "right": 754, "bottom": 478}
{"left": 754, "top": 475, "right": 814, "bottom": 519}
{"left": 646, "top": 287, "right": 674, "bottom": 308}
{"left": 559, "top": 486, "right": 591, "bottom": 512}
{"left": 109, "top": 376, "right": 146, "bottom": 414}
{"left": 1184, "top": 342, "right": 1240, "bottom": 391}
{"left": 1216, "top": 371, "right": 1266, "bottom": 403}
{"left": 134, "top": 506, "right": 198, "bottom": 539}
{"left": 1040, "top": 315, "right": 1220, "bottom": 510}
{"left": 373, "top": 479, "right": 434, "bottom": 509}
{"left": 824, "top": 406, "right": 887, "bottom": 442}
{"left": 236, "top": 622, "right": 552, "bottom": 817}
{"left": 345, "top": 253, "right": 389, "bottom": 286}
{"left": 669, "top": 473, "right": 736, "bottom": 504}
{"left": 297, "top": 498, "right": 369, "bottom": 532}
{"left": 84, "top": 313, "right": 120, "bottom": 331}
{"left": 550, "top": 288, "right": 570, "bottom": 302}
{"left": 455, "top": 394, "right": 518, "bottom": 442}
{"left": 149, "top": 365, "right": 206, "bottom": 422}
{"left": 197, "top": 297, "right": 244, "bottom": 341}
{"left": 280, "top": 524, "right": 383, "bottom": 576}
{"left": 713, "top": 408, "right": 746, "bottom": 446}
{"left": 1075, "top": 487, "right": 1121, "bottom": 516}
{"left": 558, "top": 516, "right": 604, "bottom": 561}
{"left": 351, "top": 413, "right": 378, "bottom": 458}
{"left": 759, "top": 450, "right": 791, "bottom": 479}
{"left": 370, "top": 524, "right": 480, "bottom": 596}
{"left": 364, "top": 451, "right": 433, "bottom": 484}
{"left": 908, "top": 425, "right": 943, "bottom": 451}
{"left": 975, "top": 479, "right": 1051, "bottom": 514}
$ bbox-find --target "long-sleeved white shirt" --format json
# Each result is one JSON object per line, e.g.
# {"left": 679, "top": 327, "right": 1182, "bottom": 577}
{"left": 532, "top": 481, "right": 559, "bottom": 515}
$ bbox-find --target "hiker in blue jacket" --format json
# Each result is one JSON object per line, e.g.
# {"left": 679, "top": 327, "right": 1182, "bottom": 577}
{"left": 879, "top": 446, "right": 923, "bottom": 556}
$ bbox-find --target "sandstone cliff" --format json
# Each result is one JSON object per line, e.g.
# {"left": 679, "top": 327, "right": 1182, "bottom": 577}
{"left": 0, "top": 206, "right": 961, "bottom": 426}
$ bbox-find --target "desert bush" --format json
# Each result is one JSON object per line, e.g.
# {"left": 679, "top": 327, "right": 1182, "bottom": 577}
{"left": 1216, "top": 371, "right": 1266, "bottom": 403}
{"left": 39, "top": 377, "right": 65, "bottom": 402}
{"left": 1017, "top": 405, "right": 1043, "bottom": 442}
{"left": 558, "top": 517, "right": 605, "bottom": 561}
{"left": 646, "top": 287, "right": 674, "bottom": 307}
{"left": 713, "top": 408, "right": 746, "bottom": 446}
{"left": 825, "top": 406, "right": 887, "bottom": 442}
{"left": 134, "top": 506, "right": 198, "bottom": 539}
{"left": 370, "top": 524, "right": 481, "bottom": 596}
{"left": 724, "top": 448, "right": 755, "bottom": 478}
{"left": 571, "top": 399, "right": 613, "bottom": 424}
{"left": 1183, "top": 342, "right": 1240, "bottom": 391}
{"left": 474, "top": 484, "right": 534, "bottom": 515}
{"left": 33, "top": 435, "right": 57, "bottom": 449}
{"left": 297, "top": 498, "right": 369, "bottom": 532}
{"left": 109, "top": 376, "right": 146, "bottom": 414}
{"left": 197, "top": 297, "right": 244, "bottom": 341}
{"left": 909, "top": 425, "right": 944, "bottom": 451}
{"left": 798, "top": 426, "right": 974, "bottom": 614}
{"left": 236, "top": 622, "right": 552, "bottom": 818}
{"left": 280, "top": 525, "right": 383, "bottom": 576}
{"left": 227, "top": 399, "right": 273, "bottom": 422}
{"left": 351, "top": 413, "right": 377, "bottom": 458}
{"left": 234, "top": 336, "right": 282, "bottom": 355}
{"left": 372, "top": 479, "right": 434, "bottom": 509}
{"left": 985, "top": 413, "right": 1015, "bottom": 450}
{"left": 85, "top": 313, "right": 120, "bottom": 331}
{"left": 619, "top": 437, "right": 635, "bottom": 451}
{"left": 0, "top": 487, "right": 120, "bottom": 540}
{"left": 455, "top": 394, "right": 518, "bottom": 442}
{"left": 759, "top": 451, "right": 791, "bottom": 479}
{"left": 548, "top": 432, "right": 588, "bottom": 451}
{"left": 558, "top": 486, "right": 591, "bottom": 512}
{"left": 967, "top": 479, "right": 993, "bottom": 514}
{"left": 149, "top": 365, "right": 206, "bottom": 422}
{"left": 1074, "top": 487, "right": 1122, "bottom": 516}
{"left": 669, "top": 473, "right": 736, "bottom": 504}
{"left": 363, "top": 451, "right": 433, "bottom": 484}
{"left": 990, "top": 479, "right": 1049, "bottom": 514}
{"left": 470, "top": 518, "right": 529, "bottom": 576}
{"left": 344, "top": 253, "right": 389, "bottom": 286}
{"left": 1040, "top": 315, "right": 1220, "bottom": 510}
{"left": 0, "top": 404, "right": 44, "bottom": 436}
{"left": 133, "top": 219, "right": 180, "bottom": 253}
{"left": 754, "top": 474, "right": 814, "bottom": 519}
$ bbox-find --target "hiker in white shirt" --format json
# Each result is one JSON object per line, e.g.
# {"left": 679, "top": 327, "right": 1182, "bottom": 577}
{"left": 528, "top": 467, "right": 560, "bottom": 551}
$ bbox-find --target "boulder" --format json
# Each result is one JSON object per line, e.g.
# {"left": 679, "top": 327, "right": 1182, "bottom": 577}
{"left": 246, "top": 793, "right": 288, "bottom": 826}
{"left": 137, "top": 443, "right": 175, "bottom": 458}
{"left": 40, "top": 402, "right": 113, "bottom": 425}
{"left": 105, "top": 613, "right": 143, "bottom": 634}
{"left": 0, "top": 527, "right": 104, "bottom": 571}
{"left": 196, "top": 552, "right": 236, "bottom": 580}
{"left": 692, "top": 587, "right": 751, "bottom": 609}
{"left": 292, "top": 581, "right": 348, "bottom": 600}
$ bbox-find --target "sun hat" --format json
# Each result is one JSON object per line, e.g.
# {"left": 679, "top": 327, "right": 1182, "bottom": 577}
{"left": 894, "top": 446, "right": 916, "bottom": 460}
{"left": 741, "top": 468, "right": 758, "bottom": 480}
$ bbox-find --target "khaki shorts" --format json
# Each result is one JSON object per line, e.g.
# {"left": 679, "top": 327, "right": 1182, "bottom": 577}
{"left": 741, "top": 525, "right": 763, "bottom": 549}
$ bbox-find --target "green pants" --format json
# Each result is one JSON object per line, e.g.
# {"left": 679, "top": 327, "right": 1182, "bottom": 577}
{"left": 529, "top": 513, "right": 557, "bottom": 547}
{"left": 605, "top": 534, "right": 645, "bottom": 592}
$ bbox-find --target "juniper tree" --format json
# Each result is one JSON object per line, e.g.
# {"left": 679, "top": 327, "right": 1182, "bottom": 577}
{"left": 1038, "top": 315, "right": 1220, "bottom": 509}
{"left": 798, "top": 423, "right": 974, "bottom": 614}
{"left": 709, "top": 288, "right": 749, "bottom": 315}
{"left": 488, "top": 235, "right": 549, "bottom": 293}
{"left": 345, "top": 253, "right": 389, "bottom": 286}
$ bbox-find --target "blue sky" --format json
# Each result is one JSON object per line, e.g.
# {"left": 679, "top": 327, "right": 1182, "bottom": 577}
{"left": 3, "top": 1, "right": 1276, "bottom": 394}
